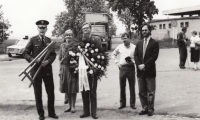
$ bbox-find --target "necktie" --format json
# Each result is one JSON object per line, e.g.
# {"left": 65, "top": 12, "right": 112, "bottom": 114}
{"left": 143, "top": 38, "right": 147, "bottom": 59}
{"left": 41, "top": 36, "right": 44, "bottom": 46}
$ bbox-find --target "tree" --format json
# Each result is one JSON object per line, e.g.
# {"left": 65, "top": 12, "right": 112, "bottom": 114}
{"left": 52, "top": 0, "right": 116, "bottom": 38}
{"left": 0, "top": 5, "right": 11, "bottom": 44}
{"left": 118, "top": 8, "right": 133, "bottom": 32}
{"left": 107, "top": 0, "right": 158, "bottom": 38}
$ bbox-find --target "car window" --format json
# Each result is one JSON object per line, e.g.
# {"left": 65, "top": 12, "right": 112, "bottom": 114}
{"left": 16, "top": 40, "right": 29, "bottom": 46}
{"left": 91, "top": 25, "right": 106, "bottom": 36}
{"left": 91, "top": 26, "right": 105, "bottom": 33}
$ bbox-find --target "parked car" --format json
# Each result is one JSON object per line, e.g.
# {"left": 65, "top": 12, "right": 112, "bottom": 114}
{"left": 6, "top": 36, "right": 29, "bottom": 57}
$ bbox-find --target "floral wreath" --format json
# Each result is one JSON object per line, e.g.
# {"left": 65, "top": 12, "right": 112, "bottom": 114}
{"left": 66, "top": 36, "right": 109, "bottom": 80}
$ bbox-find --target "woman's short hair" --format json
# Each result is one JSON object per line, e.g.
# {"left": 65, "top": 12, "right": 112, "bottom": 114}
{"left": 191, "top": 30, "right": 197, "bottom": 35}
{"left": 121, "top": 33, "right": 130, "bottom": 39}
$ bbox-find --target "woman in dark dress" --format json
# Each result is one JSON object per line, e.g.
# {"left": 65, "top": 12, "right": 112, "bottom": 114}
{"left": 59, "top": 29, "right": 79, "bottom": 113}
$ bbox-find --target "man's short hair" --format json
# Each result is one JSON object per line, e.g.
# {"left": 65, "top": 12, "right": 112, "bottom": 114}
{"left": 82, "top": 22, "right": 91, "bottom": 29}
{"left": 142, "top": 23, "right": 151, "bottom": 31}
{"left": 121, "top": 33, "right": 130, "bottom": 39}
{"left": 182, "top": 27, "right": 187, "bottom": 32}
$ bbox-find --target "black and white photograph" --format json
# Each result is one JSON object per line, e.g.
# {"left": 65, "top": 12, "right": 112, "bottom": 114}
{"left": 1, "top": 0, "right": 200, "bottom": 119}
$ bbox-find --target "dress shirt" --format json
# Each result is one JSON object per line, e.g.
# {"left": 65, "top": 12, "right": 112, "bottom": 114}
{"left": 111, "top": 43, "right": 136, "bottom": 65}
{"left": 190, "top": 35, "right": 200, "bottom": 48}
{"left": 143, "top": 36, "right": 150, "bottom": 57}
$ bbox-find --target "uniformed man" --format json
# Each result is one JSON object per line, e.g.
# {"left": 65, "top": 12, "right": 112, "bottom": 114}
{"left": 177, "top": 27, "right": 188, "bottom": 69}
{"left": 24, "top": 20, "right": 58, "bottom": 120}
{"left": 80, "top": 22, "right": 102, "bottom": 119}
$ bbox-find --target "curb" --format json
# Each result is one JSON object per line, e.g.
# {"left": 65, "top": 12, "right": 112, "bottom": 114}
{"left": 0, "top": 55, "right": 12, "bottom": 61}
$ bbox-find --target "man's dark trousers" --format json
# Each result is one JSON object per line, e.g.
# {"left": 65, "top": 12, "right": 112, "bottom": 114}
{"left": 81, "top": 75, "right": 97, "bottom": 115}
{"left": 179, "top": 44, "right": 187, "bottom": 67}
{"left": 138, "top": 76, "right": 155, "bottom": 110}
{"left": 119, "top": 65, "right": 136, "bottom": 107}
{"left": 33, "top": 75, "right": 55, "bottom": 117}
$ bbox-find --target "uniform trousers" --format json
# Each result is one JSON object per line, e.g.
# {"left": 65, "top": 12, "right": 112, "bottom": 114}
{"left": 178, "top": 44, "right": 187, "bottom": 67}
{"left": 138, "top": 76, "right": 156, "bottom": 111}
{"left": 33, "top": 75, "right": 55, "bottom": 117}
{"left": 81, "top": 75, "right": 97, "bottom": 115}
{"left": 119, "top": 65, "right": 136, "bottom": 107}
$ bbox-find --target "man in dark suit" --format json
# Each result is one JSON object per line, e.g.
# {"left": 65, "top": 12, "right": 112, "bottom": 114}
{"left": 177, "top": 27, "right": 188, "bottom": 69}
{"left": 24, "top": 20, "right": 58, "bottom": 120}
{"left": 80, "top": 22, "right": 102, "bottom": 119}
{"left": 134, "top": 23, "right": 159, "bottom": 116}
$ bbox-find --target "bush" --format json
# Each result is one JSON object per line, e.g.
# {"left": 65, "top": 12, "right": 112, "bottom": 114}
{"left": 131, "top": 37, "right": 180, "bottom": 49}
{"left": 158, "top": 38, "right": 178, "bottom": 48}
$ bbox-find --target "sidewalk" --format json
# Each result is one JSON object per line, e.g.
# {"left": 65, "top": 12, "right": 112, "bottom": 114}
{"left": 0, "top": 54, "right": 12, "bottom": 61}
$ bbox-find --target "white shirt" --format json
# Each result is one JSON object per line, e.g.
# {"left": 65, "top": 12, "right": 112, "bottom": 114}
{"left": 190, "top": 35, "right": 200, "bottom": 48}
{"left": 143, "top": 36, "right": 150, "bottom": 58}
{"left": 111, "top": 43, "right": 136, "bottom": 65}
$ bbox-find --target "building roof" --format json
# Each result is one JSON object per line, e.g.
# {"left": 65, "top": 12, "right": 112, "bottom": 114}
{"left": 150, "top": 16, "right": 200, "bottom": 23}
{"left": 163, "top": 5, "right": 200, "bottom": 15}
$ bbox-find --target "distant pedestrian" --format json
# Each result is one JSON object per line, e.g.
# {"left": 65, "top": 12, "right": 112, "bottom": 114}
{"left": 111, "top": 32, "right": 136, "bottom": 110}
{"left": 177, "top": 27, "right": 188, "bottom": 69}
{"left": 189, "top": 30, "right": 200, "bottom": 70}
{"left": 134, "top": 23, "right": 159, "bottom": 116}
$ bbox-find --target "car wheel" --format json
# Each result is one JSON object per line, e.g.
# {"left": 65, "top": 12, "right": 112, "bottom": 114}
{"left": 8, "top": 53, "right": 12, "bottom": 57}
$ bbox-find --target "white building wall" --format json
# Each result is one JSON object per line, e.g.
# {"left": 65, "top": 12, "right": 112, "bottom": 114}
{"left": 150, "top": 18, "right": 200, "bottom": 40}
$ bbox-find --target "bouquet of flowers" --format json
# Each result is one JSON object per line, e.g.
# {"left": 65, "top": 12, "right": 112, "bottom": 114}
{"left": 66, "top": 36, "right": 109, "bottom": 81}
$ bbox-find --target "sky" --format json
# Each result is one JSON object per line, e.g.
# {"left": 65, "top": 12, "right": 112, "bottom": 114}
{"left": 0, "top": 0, "right": 200, "bottom": 39}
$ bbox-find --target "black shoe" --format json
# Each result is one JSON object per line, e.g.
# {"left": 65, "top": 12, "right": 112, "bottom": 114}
{"left": 180, "top": 66, "right": 185, "bottom": 69}
{"left": 80, "top": 113, "right": 90, "bottom": 118}
{"left": 118, "top": 106, "right": 126, "bottom": 109}
{"left": 92, "top": 114, "right": 98, "bottom": 119}
{"left": 39, "top": 116, "right": 45, "bottom": 120}
{"left": 139, "top": 110, "right": 148, "bottom": 115}
{"left": 64, "top": 100, "right": 68, "bottom": 104}
{"left": 64, "top": 108, "right": 71, "bottom": 112}
{"left": 71, "top": 110, "right": 76, "bottom": 113}
{"left": 48, "top": 115, "right": 58, "bottom": 119}
{"left": 130, "top": 106, "right": 136, "bottom": 109}
{"left": 148, "top": 109, "right": 154, "bottom": 116}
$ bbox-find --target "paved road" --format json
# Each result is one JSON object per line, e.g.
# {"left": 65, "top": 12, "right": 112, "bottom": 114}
{"left": 1, "top": 37, "right": 200, "bottom": 120}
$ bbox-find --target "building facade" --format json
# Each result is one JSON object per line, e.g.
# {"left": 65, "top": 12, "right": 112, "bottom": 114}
{"left": 150, "top": 5, "right": 200, "bottom": 40}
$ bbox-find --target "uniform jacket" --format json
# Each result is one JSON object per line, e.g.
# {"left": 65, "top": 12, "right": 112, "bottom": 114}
{"left": 134, "top": 38, "right": 159, "bottom": 78}
{"left": 24, "top": 35, "right": 56, "bottom": 77}
{"left": 177, "top": 32, "right": 187, "bottom": 47}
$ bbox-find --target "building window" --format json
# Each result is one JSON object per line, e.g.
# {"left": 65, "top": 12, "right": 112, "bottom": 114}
{"left": 159, "top": 24, "right": 162, "bottom": 29}
{"left": 169, "top": 23, "right": 171, "bottom": 29}
{"left": 163, "top": 24, "right": 166, "bottom": 29}
{"left": 185, "top": 22, "right": 189, "bottom": 27}
{"left": 180, "top": 22, "right": 184, "bottom": 27}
